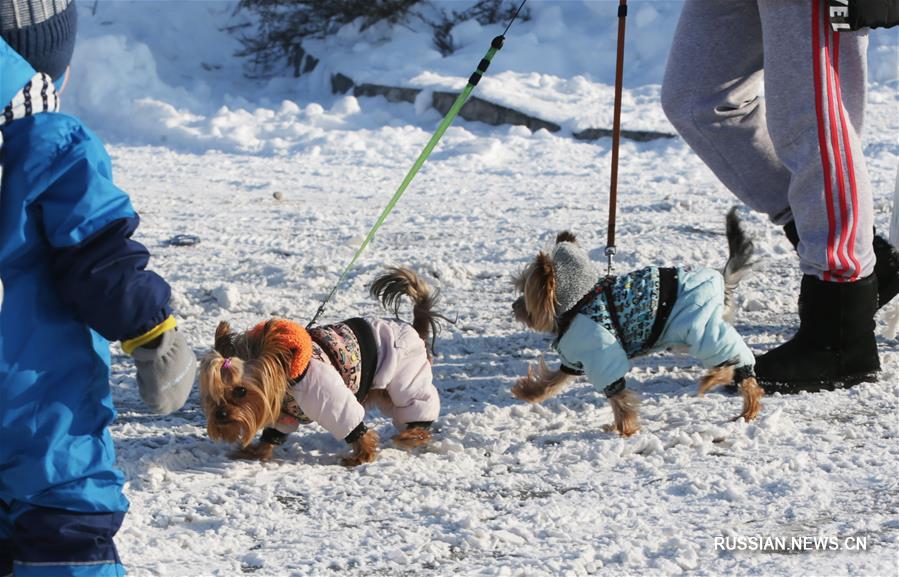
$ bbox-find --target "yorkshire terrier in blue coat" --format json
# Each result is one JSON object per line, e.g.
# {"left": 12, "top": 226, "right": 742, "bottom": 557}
{"left": 512, "top": 209, "right": 763, "bottom": 436}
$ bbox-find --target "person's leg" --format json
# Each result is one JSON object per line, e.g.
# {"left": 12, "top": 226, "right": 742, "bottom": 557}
{"left": 761, "top": 0, "right": 874, "bottom": 280}
{"left": 1, "top": 501, "right": 12, "bottom": 577}
{"left": 783, "top": 219, "right": 899, "bottom": 308}
{"left": 661, "top": 0, "right": 792, "bottom": 223}
{"left": 781, "top": 36, "right": 897, "bottom": 307}
{"left": 0, "top": 347, "right": 128, "bottom": 575}
{"left": 754, "top": 0, "right": 879, "bottom": 390}
{"left": 10, "top": 504, "right": 125, "bottom": 577}
{"left": 665, "top": 0, "right": 898, "bottom": 306}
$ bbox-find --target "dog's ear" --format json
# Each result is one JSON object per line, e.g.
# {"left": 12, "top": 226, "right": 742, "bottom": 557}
{"left": 255, "top": 320, "right": 291, "bottom": 362}
{"left": 214, "top": 321, "right": 236, "bottom": 357}
{"left": 524, "top": 252, "right": 558, "bottom": 333}
{"left": 555, "top": 231, "right": 577, "bottom": 244}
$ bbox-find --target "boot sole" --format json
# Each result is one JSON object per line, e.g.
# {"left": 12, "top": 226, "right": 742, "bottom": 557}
{"left": 757, "top": 371, "right": 879, "bottom": 394}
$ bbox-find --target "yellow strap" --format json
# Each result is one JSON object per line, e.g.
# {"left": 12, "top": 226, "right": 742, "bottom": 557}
{"left": 122, "top": 315, "right": 177, "bottom": 354}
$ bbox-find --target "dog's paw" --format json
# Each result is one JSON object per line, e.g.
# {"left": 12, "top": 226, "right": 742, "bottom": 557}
{"left": 393, "top": 427, "right": 431, "bottom": 449}
{"left": 341, "top": 429, "right": 379, "bottom": 467}
{"left": 617, "top": 422, "right": 640, "bottom": 437}
{"left": 340, "top": 450, "right": 377, "bottom": 467}
{"left": 340, "top": 454, "right": 366, "bottom": 467}
{"left": 510, "top": 379, "right": 531, "bottom": 401}
{"left": 511, "top": 377, "right": 543, "bottom": 403}
{"left": 231, "top": 441, "right": 275, "bottom": 461}
{"left": 602, "top": 422, "right": 640, "bottom": 437}
{"left": 511, "top": 361, "right": 572, "bottom": 403}
{"left": 734, "top": 376, "right": 764, "bottom": 422}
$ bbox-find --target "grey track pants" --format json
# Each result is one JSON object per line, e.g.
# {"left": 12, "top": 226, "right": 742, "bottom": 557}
{"left": 661, "top": 0, "right": 874, "bottom": 282}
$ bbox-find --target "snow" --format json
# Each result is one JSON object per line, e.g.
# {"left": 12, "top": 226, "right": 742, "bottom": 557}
{"left": 36, "top": 0, "right": 899, "bottom": 575}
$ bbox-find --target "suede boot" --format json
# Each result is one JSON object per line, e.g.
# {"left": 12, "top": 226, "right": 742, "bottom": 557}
{"left": 755, "top": 274, "right": 880, "bottom": 393}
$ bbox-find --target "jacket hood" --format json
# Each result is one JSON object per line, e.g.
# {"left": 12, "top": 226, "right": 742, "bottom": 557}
{"left": 0, "top": 36, "right": 37, "bottom": 108}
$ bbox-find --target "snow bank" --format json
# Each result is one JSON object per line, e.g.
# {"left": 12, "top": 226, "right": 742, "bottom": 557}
{"left": 65, "top": 1, "right": 898, "bottom": 153}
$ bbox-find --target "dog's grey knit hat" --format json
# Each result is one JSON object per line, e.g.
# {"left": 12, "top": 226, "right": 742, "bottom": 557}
{"left": 1, "top": 0, "right": 77, "bottom": 81}
{"left": 551, "top": 241, "right": 602, "bottom": 315}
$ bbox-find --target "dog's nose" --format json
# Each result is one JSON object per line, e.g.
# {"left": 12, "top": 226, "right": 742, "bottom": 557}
{"left": 512, "top": 297, "right": 525, "bottom": 315}
{"left": 215, "top": 408, "right": 230, "bottom": 422}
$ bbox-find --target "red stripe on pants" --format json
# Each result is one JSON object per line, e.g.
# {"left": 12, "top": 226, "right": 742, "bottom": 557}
{"left": 832, "top": 32, "right": 862, "bottom": 280}
{"left": 824, "top": 17, "right": 851, "bottom": 278}
{"left": 812, "top": 0, "right": 839, "bottom": 281}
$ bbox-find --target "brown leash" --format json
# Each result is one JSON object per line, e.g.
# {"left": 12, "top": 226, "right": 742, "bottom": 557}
{"left": 605, "top": 0, "right": 628, "bottom": 276}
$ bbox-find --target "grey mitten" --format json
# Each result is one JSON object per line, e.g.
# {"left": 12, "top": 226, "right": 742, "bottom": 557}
{"left": 132, "top": 328, "right": 197, "bottom": 414}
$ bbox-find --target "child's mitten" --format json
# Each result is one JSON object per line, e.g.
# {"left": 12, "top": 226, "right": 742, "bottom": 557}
{"left": 132, "top": 328, "right": 196, "bottom": 414}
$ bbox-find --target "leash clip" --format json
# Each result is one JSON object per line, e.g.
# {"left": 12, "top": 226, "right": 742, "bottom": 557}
{"left": 306, "top": 303, "right": 326, "bottom": 330}
{"left": 604, "top": 245, "right": 616, "bottom": 276}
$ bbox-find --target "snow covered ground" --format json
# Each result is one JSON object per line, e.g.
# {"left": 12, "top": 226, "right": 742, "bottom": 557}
{"left": 56, "top": 1, "right": 899, "bottom": 576}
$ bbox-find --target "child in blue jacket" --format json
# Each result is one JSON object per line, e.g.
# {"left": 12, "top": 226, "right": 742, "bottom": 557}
{"left": 0, "top": 2, "right": 196, "bottom": 575}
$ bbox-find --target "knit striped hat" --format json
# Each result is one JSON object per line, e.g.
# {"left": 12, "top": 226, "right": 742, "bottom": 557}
{"left": 1, "top": 0, "right": 77, "bottom": 81}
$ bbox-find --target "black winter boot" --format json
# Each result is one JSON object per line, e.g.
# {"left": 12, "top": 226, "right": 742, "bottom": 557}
{"left": 784, "top": 221, "right": 899, "bottom": 308}
{"left": 755, "top": 274, "right": 880, "bottom": 393}
{"left": 873, "top": 234, "right": 899, "bottom": 308}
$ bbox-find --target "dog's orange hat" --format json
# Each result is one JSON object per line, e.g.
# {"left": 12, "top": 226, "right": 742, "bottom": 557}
{"left": 247, "top": 319, "right": 313, "bottom": 380}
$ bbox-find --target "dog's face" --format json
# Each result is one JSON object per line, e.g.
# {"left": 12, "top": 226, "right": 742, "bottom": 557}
{"left": 511, "top": 294, "right": 530, "bottom": 326}
{"left": 199, "top": 358, "right": 269, "bottom": 446}
{"left": 512, "top": 253, "right": 557, "bottom": 333}
{"left": 199, "top": 322, "right": 286, "bottom": 446}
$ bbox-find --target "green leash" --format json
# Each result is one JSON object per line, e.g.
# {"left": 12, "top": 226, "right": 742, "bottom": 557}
{"left": 307, "top": 0, "right": 527, "bottom": 328}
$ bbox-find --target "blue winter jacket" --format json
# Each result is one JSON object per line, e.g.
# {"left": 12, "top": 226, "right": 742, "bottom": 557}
{"left": 0, "top": 39, "right": 170, "bottom": 514}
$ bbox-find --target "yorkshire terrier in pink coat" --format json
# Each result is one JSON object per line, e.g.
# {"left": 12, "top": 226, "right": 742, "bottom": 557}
{"left": 199, "top": 268, "right": 444, "bottom": 466}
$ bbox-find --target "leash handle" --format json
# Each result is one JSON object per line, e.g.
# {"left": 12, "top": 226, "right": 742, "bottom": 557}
{"left": 606, "top": 0, "right": 627, "bottom": 276}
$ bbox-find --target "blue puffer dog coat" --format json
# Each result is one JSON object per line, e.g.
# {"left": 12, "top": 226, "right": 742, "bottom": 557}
{"left": 550, "top": 240, "right": 754, "bottom": 391}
